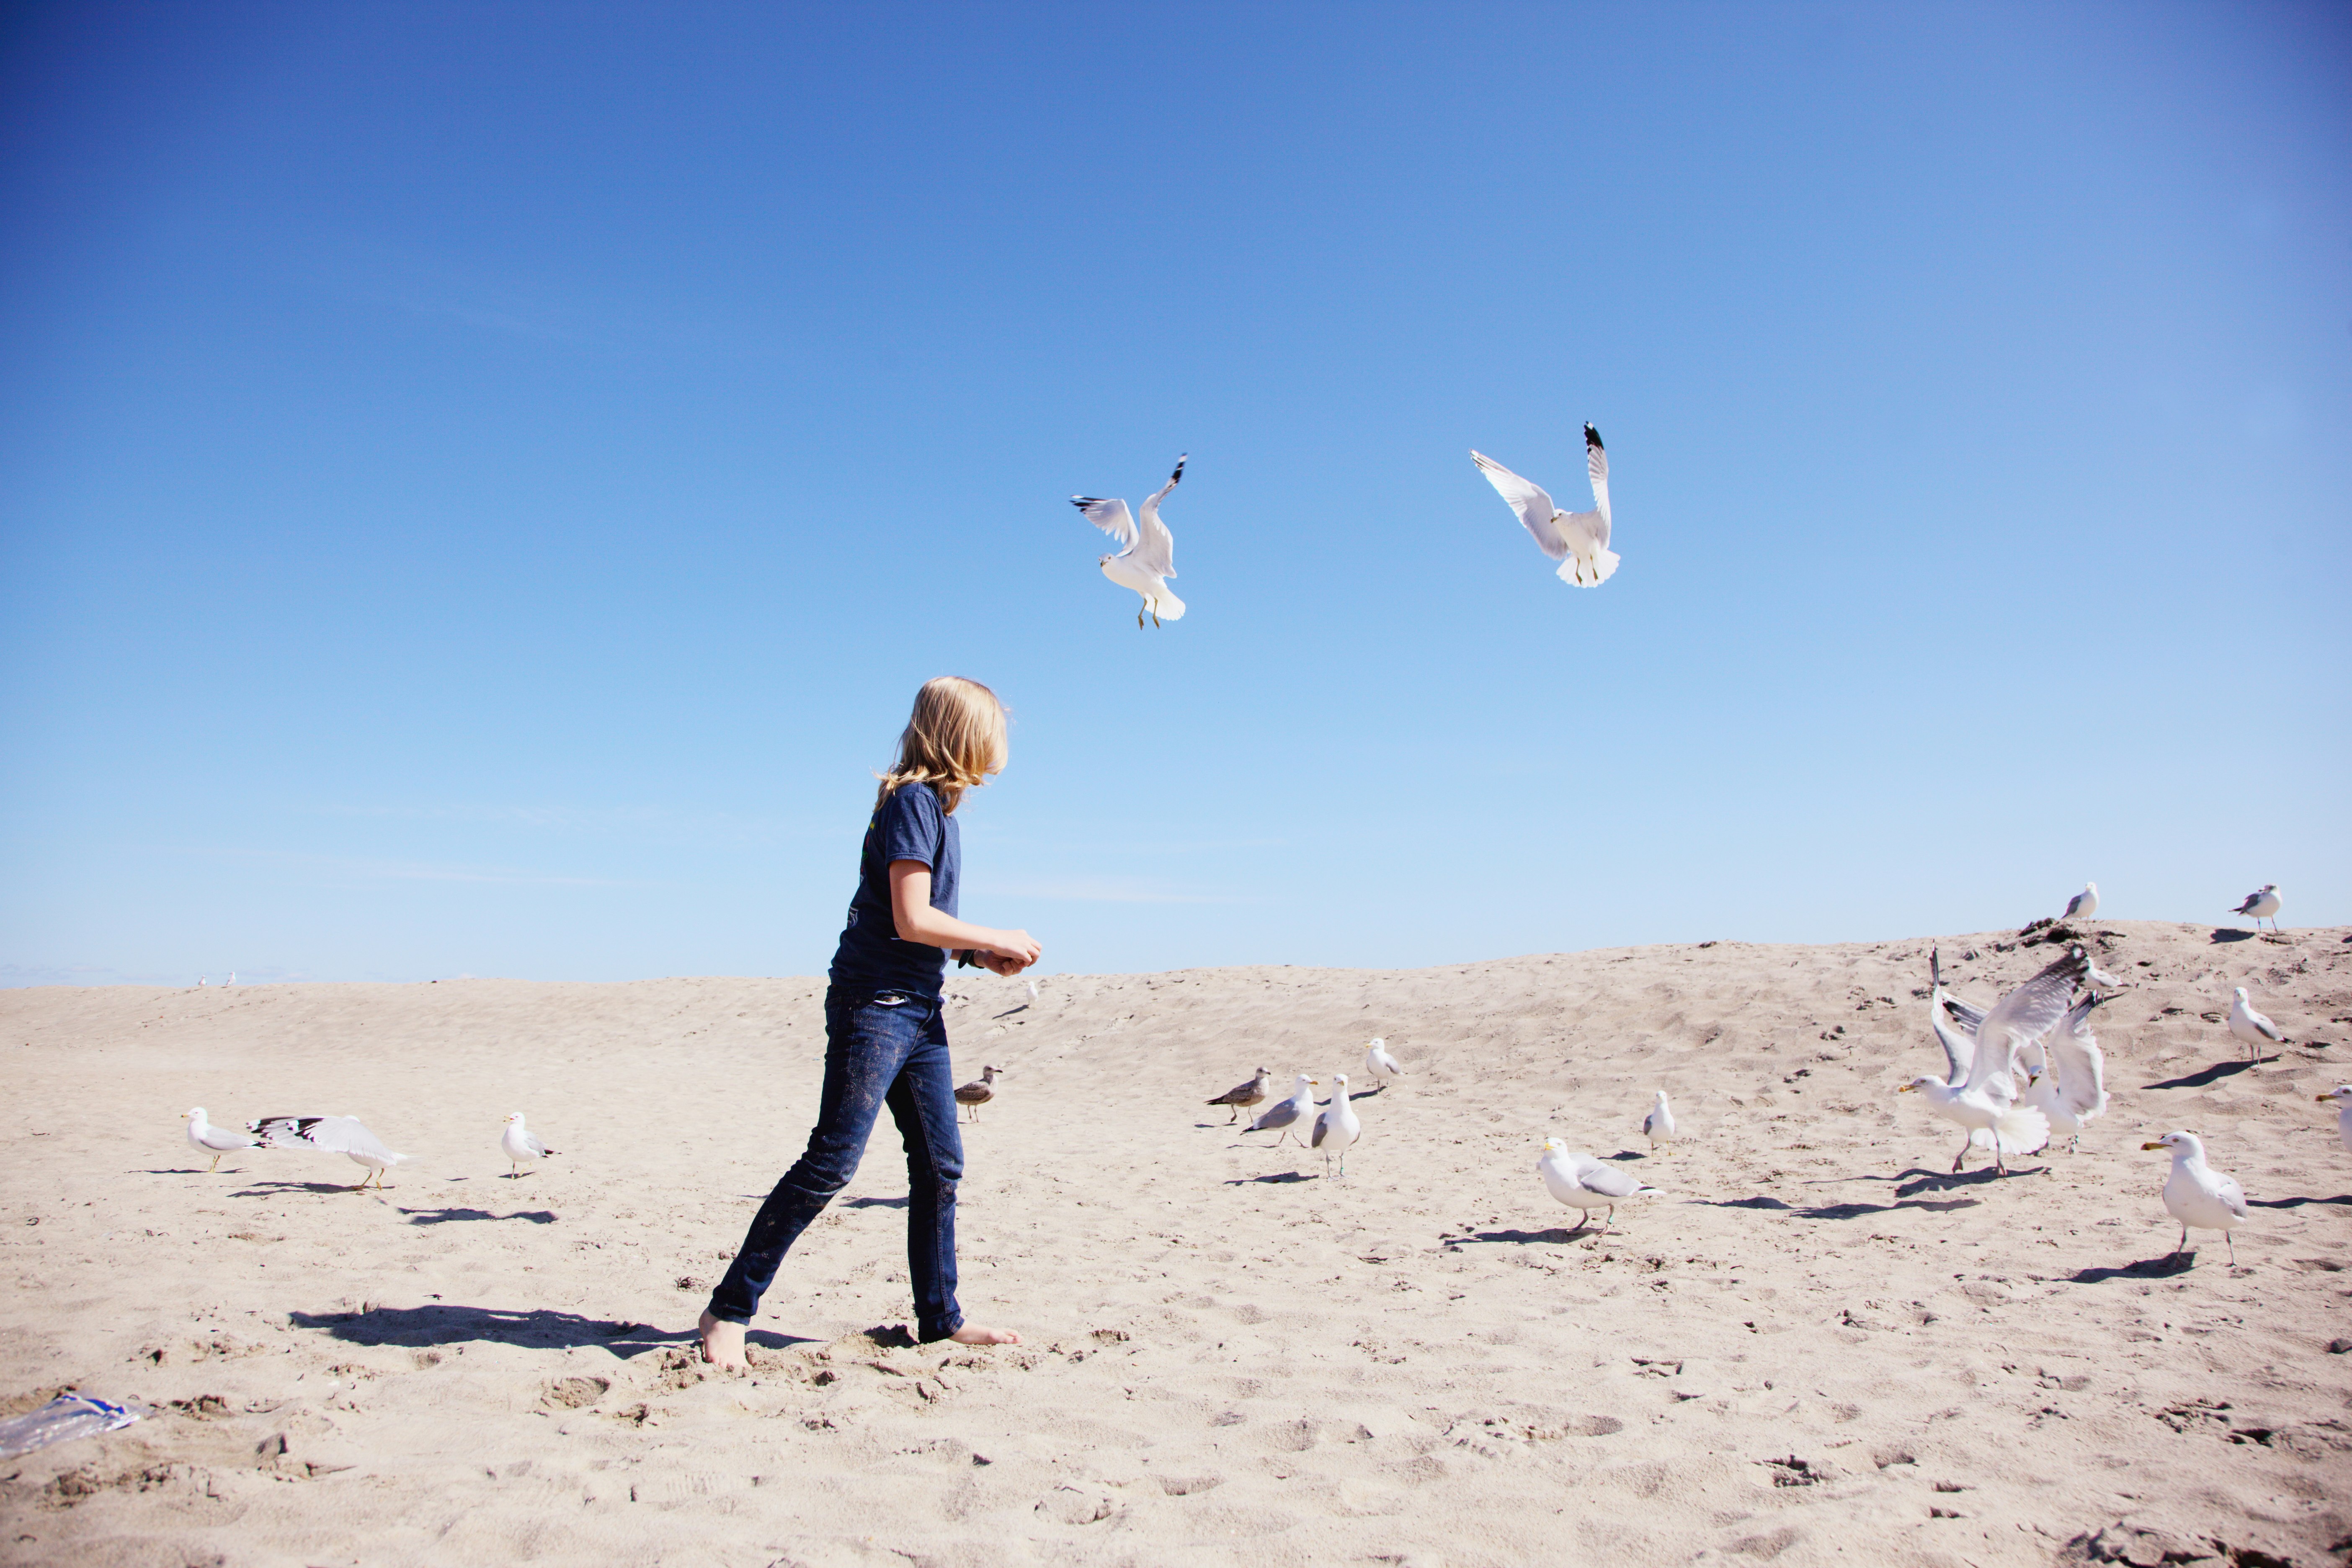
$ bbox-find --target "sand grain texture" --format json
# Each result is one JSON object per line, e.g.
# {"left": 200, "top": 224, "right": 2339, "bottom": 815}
{"left": 3, "top": 921, "right": 2349, "bottom": 1566}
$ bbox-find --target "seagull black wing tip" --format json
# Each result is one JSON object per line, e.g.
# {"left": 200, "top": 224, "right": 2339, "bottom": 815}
{"left": 1584, "top": 423, "right": 1604, "bottom": 449}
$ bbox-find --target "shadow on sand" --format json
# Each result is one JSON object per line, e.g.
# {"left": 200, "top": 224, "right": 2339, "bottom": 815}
{"left": 2248, "top": 1194, "right": 2352, "bottom": 1210}
{"left": 2209, "top": 928, "right": 2257, "bottom": 944}
{"left": 2067, "top": 1254, "right": 2197, "bottom": 1283}
{"left": 1445, "top": 1226, "right": 1594, "bottom": 1246}
{"left": 2142, "top": 1059, "right": 2264, "bottom": 1090}
{"left": 843, "top": 1195, "right": 908, "bottom": 1209}
{"left": 397, "top": 1207, "right": 557, "bottom": 1225}
{"left": 229, "top": 1179, "right": 392, "bottom": 1197}
{"left": 287, "top": 1303, "right": 812, "bottom": 1358}
{"left": 1225, "top": 1170, "right": 1313, "bottom": 1184}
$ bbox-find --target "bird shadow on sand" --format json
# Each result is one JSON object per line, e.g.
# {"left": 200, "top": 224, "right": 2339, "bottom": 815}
{"left": 2248, "top": 1194, "right": 2352, "bottom": 1210}
{"left": 397, "top": 1207, "right": 556, "bottom": 1225}
{"left": 2067, "top": 1255, "right": 2198, "bottom": 1283}
{"left": 1225, "top": 1171, "right": 1313, "bottom": 1184}
{"left": 2142, "top": 1059, "right": 2264, "bottom": 1089}
{"left": 1444, "top": 1226, "right": 1594, "bottom": 1246}
{"left": 990, "top": 1004, "right": 1029, "bottom": 1020}
{"left": 1696, "top": 1166, "right": 2028, "bottom": 1220}
{"left": 287, "top": 1303, "right": 813, "bottom": 1359}
{"left": 843, "top": 1195, "right": 908, "bottom": 1209}
{"left": 2209, "top": 928, "right": 2258, "bottom": 944}
{"left": 228, "top": 1180, "right": 393, "bottom": 1197}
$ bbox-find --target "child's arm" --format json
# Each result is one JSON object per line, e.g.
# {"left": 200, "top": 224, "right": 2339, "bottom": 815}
{"left": 888, "top": 861, "right": 1041, "bottom": 969}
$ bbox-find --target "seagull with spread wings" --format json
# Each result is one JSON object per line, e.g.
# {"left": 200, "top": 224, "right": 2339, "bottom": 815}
{"left": 1901, "top": 946, "right": 2087, "bottom": 1173}
{"left": 1073, "top": 454, "right": 1186, "bottom": 627}
{"left": 1471, "top": 423, "right": 1617, "bottom": 587}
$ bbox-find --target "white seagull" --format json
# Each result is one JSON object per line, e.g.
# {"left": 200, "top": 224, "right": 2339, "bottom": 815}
{"left": 501, "top": 1112, "right": 556, "bottom": 1177}
{"left": 1641, "top": 1090, "right": 1677, "bottom": 1154}
{"left": 2315, "top": 1086, "right": 2352, "bottom": 1155}
{"left": 2141, "top": 1130, "right": 2249, "bottom": 1265}
{"left": 2062, "top": 882, "right": 2099, "bottom": 923}
{"left": 1471, "top": 423, "right": 1617, "bottom": 587}
{"left": 1362, "top": 1038, "right": 1403, "bottom": 1091}
{"left": 1073, "top": 455, "right": 1186, "bottom": 627}
{"left": 1901, "top": 947, "right": 2084, "bottom": 1172}
{"left": 1247, "top": 1074, "right": 1318, "bottom": 1147}
{"left": 1536, "top": 1137, "right": 1657, "bottom": 1233}
{"left": 2020, "top": 993, "right": 2111, "bottom": 1152}
{"left": 2229, "top": 884, "right": 2282, "bottom": 936}
{"left": 2227, "top": 987, "right": 2286, "bottom": 1062}
{"left": 182, "top": 1108, "right": 258, "bottom": 1172}
{"left": 1312, "top": 1073, "right": 1362, "bottom": 1176}
{"left": 248, "top": 1114, "right": 409, "bottom": 1190}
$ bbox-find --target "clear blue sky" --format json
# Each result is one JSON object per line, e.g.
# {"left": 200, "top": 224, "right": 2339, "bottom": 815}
{"left": 3, "top": 2, "right": 2345, "bottom": 986}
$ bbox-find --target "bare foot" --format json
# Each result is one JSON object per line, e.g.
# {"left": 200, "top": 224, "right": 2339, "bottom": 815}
{"left": 699, "top": 1310, "right": 748, "bottom": 1369}
{"left": 947, "top": 1323, "right": 1021, "bottom": 1346}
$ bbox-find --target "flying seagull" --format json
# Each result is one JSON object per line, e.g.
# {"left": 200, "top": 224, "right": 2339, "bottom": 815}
{"left": 1073, "top": 455, "right": 1186, "bottom": 627}
{"left": 1470, "top": 424, "right": 1617, "bottom": 587}
{"left": 248, "top": 1114, "right": 408, "bottom": 1189}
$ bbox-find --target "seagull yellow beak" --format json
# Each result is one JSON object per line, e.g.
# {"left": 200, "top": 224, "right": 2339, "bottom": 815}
{"left": 2141, "top": 1141, "right": 2167, "bottom": 1150}
{"left": 1896, "top": 1083, "right": 1917, "bottom": 1093}
{"left": 2318, "top": 1094, "right": 2339, "bottom": 1104}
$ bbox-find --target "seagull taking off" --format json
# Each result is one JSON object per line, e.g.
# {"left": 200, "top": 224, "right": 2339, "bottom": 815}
{"left": 2227, "top": 988, "right": 2286, "bottom": 1062}
{"left": 501, "top": 1112, "right": 556, "bottom": 1177}
{"left": 2021, "top": 993, "right": 2110, "bottom": 1152}
{"left": 248, "top": 1114, "right": 408, "bottom": 1189}
{"left": 183, "top": 1108, "right": 257, "bottom": 1172}
{"left": 1073, "top": 455, "right": 1186, "bottom": 627}
{"left": 1312, "top": 1073, "right": 1362, "bottom": 1176}
{"left": 1471, "top": 424, "right": 1616, "bottom": 587}
{"left": 2141, "top": 1130, "right": 2248, "bottom": 1265}
{"left": 1536, "top": 1137, "right": 1657, "bottom": 1233}
{"left": 1362, "top": 1038, "right": 1402, "bottom": 1091}
{"left": 1901, "top": 946, "right": 2083, "bottom": 1172}
{"left": 2062, "top": 882, "right": 2099, "bottom": 923}
{"left": 1207, "top": 1067, "right": 1273, "bottom": 1124}
{"left": 2229, "top": 884, "right": 2282, "bottom": 936}
{"left": 1641, "top": 1090, "right": 1677, "bottom": 1154}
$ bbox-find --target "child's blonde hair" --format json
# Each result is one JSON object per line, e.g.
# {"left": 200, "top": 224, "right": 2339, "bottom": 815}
{"left": 874, "top": 677, "right": 1007, "bottom": 815}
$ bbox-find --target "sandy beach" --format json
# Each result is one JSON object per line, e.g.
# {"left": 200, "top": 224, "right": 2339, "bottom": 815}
{"left": 2, "top": 918, "right": 2347, "bottom": 1567}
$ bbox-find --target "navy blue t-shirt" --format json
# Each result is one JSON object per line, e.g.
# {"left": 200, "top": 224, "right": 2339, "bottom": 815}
{"left": 828, "top": 781, "right": 961, "bottom": 999}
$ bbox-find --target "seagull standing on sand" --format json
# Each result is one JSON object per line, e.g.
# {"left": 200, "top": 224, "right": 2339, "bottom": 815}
{"left": 2227, "top": 988, "right": 2286, "bottom": 1062}
{"left": 1073, "top": 455, "right": 1186, "bottom": 627}
{"left": 2229, "top": 884, "right": 2282, "bottom": 936}
{"left": 2141, "top": 1131, "right": 2249, "bottom": 1265}
{"left": 501, "top": 1112, "right": 556, "bottom": 1177}
{"left": 2021, "top": 994, "right": 2110, "bottom": 1153}
{"left": 1207, "top": 1067, "right": 1274, "bottom": 1124}
{"left": 2062, "top": 883, "right": 2099, "bottom": 923}
{"left": 1642, "top": 1090, "right": 1677, "bottom": 1154}
{"left": 248, "top": 1114, "right": 408, "bottom": 1189}
{"left": 1312, "top": 1073, "right": 1362, "bottom": 1176}
{"left": 954, "top": 1065, "right": 1002, "bottom": 1122}
{"left": 1471, "top": 424, "right": 1617, "bottom": 587}
{"left": 1362, "top": 1039, "right": 1402, "bottom": 1091}
{"left": 182, "top": 1108, "right": 257, "bottom": 1172}
{"left": 1536, "top": 1137, "right": 1657, "bottom": 1233}
{"left": 2315, "top": 1086, "right": 2352, "bottom": 1154}
{"left": 1248, "top": 1074, "right": 1318, "bottom": 1147}
{"left": 1026, "top": 977, "right": 1039, "bottom": 1002}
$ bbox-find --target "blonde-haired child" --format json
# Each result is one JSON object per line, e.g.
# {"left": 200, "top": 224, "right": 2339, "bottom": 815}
{"left": 700, "top": 677, "right": 1037, "bottom": 1365}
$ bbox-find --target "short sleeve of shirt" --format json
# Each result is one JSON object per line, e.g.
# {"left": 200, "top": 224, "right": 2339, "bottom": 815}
{"left": 878, "top": 784, "right": 945, "bottom": 872}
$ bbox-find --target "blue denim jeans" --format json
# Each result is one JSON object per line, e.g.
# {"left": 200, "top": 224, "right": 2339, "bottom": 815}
{"left": 707, "top": 988, "right": 966, "bottom": 1341}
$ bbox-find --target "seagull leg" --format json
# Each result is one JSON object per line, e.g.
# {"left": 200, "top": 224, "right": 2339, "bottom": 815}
{"left": 1600, "top": 1207, "right": 1615, "bottom": 1234}
{"left": 208, "top": 1153, "right": 222, "bottom": 1173}
{"left": 2171, "top": 1225, "right": 2187, "bottom": 1258}
{"left": 2224, "top": 1231, "right": 2236, "bottom": 1265}
{"left": 1136, "top": 607, "right": 1145, "bottom": 629}
{"left": 1151, "top": 609, "right": 1161, "bottom": 628}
